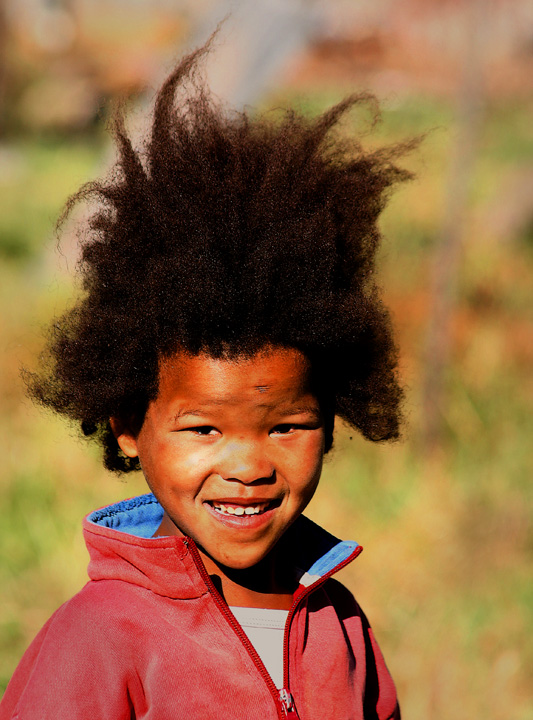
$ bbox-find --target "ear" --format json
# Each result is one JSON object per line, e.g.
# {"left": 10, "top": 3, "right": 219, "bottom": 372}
{"left": 109, "top": 416, "right": 140, "bottom": 458}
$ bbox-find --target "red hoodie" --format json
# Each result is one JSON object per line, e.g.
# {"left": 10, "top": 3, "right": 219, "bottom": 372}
{"left": 0, "top": 493, "right": 400, "bottom": 719}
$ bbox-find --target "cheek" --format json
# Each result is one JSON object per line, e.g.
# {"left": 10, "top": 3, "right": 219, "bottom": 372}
{"left": 304, "top": 429, "right": 325, "bottom": 467}
{"left": 282, "top": 432, "right": 324, "bottom": 491}
{"left": 137, "top": 434, "right": 212, "bottom": 490}
{"left": 306, "top": 435, "right": 325, "bottom": 487}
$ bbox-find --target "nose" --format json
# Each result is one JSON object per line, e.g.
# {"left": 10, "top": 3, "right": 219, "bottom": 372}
{"left": 215, "top": 438, "right": 274, "bottom": 484}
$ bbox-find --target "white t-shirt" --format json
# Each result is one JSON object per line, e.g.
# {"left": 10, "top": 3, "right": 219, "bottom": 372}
{"left": 229, "top": 606, "right": 289, "bottom": 689}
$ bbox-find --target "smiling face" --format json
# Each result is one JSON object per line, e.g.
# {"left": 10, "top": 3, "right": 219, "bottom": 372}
{"left": 113, "top": 346, "right": 325, "bottom": 573}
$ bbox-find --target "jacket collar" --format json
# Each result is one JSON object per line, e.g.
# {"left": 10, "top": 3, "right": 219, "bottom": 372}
{"left": 84, "top": 493, "right": 360, "bottom": 599}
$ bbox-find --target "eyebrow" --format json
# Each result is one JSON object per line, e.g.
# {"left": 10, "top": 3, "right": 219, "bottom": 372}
{"left": 274, "top": 404, "right": 322, "bottom": 418}
{"left": 170, "top": 403, "right": 321, "bottom": 424}
{"left": 170, "top": 408, "right": 207, "bottom": 423}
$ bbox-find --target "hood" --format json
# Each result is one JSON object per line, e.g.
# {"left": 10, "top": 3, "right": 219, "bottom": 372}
{"left": 83, "top": 493, "right": 361, "bottom": 600}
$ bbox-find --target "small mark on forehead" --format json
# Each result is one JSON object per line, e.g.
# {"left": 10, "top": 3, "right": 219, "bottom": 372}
{"left": 255, "top": 385, "right": 270, "bottom": 393}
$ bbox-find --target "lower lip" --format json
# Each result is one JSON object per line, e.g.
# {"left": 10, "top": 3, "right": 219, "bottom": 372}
{"left": 203, "top": 502, "right": 278, "bottom": 530}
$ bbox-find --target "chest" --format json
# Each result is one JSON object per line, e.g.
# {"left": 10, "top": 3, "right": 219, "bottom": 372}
{"left": 121, "top": 588, "right": 367, "bottom": 720}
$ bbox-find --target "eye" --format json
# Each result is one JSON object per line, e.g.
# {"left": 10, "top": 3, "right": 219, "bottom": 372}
{"left": 270, "top": 424, "right": 297, "bottom": 435}
{"left": 187, "top": 426, "right": 218, "bottom": 436}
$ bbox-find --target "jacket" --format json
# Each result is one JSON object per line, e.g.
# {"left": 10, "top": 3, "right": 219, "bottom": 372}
{"left": 0, "top": 493, "right": 400, "bottom": 720}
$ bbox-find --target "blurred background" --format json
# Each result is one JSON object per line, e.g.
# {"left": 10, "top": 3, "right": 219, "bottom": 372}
{"left": 0, "top": 0, "right": 532, "bottom": 717}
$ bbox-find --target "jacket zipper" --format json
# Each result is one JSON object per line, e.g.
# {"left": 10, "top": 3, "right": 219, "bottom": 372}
{"left": 184, "top": 538, "right": 362, "bottom": 719}
{"left": 183, "top": 538, "right": 290, "bottom": 719}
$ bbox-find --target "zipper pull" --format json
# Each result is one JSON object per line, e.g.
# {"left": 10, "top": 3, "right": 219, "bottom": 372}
{"left": 279, "top": 689, "right": 298, "bottom": 716}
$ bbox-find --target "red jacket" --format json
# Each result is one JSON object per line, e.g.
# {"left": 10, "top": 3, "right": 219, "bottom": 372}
{"left": 1, "top": 493, "right": 400, "bottom": 719}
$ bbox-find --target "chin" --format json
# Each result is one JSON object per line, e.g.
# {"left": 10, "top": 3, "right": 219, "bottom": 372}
{"left": 212, "top": 546, "right": 272, "bottom": 572}
{"left": 218, "top": 555, "right": 264, "bottom": 571}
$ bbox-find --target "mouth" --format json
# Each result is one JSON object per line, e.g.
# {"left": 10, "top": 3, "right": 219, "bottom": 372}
{"left": 209, "top": 500, "right": 276, "bottom": 516}
{"left": 203, "top": 499, "right": 281, "bottom": 527}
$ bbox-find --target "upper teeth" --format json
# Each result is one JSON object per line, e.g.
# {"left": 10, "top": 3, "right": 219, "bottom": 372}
{"left": 212, "top": 503, "right": 267, "bottom": 516}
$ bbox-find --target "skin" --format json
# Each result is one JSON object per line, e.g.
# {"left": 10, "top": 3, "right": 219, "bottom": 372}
{"left": 111, "top": 346, "right": 326, "bottom": 609}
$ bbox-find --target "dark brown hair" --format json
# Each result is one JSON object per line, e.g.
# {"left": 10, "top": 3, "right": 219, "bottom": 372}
{"left": 26, "top": 40, "right": 414, "bottom": 472}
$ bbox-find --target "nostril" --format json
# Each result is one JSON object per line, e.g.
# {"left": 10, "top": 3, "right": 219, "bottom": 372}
{"left": 222, "top": 470, "right": 276, "bottom": 484}
{"left": 218, "top": 465, "right": 276, "bottom": 484}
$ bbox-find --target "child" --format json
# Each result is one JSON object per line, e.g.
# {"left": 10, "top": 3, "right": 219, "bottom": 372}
{"left": 1, "top": 40, "right": 412, "bottom": 720}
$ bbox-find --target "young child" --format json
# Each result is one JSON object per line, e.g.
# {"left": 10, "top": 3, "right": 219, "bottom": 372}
{"left": 1, "top": 41, "right": 412, "bottom": 720}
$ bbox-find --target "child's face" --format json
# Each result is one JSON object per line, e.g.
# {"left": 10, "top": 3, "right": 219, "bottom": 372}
{"left": 114, "top": 346, "right": 325, "bottom": 570}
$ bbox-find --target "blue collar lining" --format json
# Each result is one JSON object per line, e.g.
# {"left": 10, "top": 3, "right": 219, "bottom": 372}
{"left": 88, "top": 493, "right": 163, "bottom": 539}
{"left": 306, "top": 541, "right": 359, "bottom": 577}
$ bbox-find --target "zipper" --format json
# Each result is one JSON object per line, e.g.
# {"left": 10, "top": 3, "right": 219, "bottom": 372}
{"left": 183, "top": 537, "right": 363, "bottom": 719}
{"left": 183, "top": 538, "right": 288, "bottom": 719}
{"left": 279, "top": 688, "right": 298, "bottom": 716}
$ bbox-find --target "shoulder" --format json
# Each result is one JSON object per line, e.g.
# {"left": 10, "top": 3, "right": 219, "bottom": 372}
{"left": 316, "top": 578, "right": 388, "bottom": 655}
{"left": 301, "top": 579, "right": 400, "bottom": 719}
{"left": 59, "top": 577, "right": 153, "bottom": 624}
{"left": 22, "top": 579, "right": 155, "bottom": 652}
{"left": 313, "top": 577, "right": 368, "bottom": 621}
{"left": 12, "top": 579, "right": 149, "bottom": 669}
{"left": 0, "top": 582, "right": 148, "bottom": 719}
{"left": 319, "top": 580, "right": 401, "bottom": 720}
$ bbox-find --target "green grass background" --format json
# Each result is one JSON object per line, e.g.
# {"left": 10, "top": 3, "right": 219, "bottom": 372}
{"left": 1, "top": 93, "right": 532, "bottom": 719}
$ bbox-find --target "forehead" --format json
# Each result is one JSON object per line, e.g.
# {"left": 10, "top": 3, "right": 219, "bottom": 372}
{"left": 157, "top": 347, "right": 314, "bottom": 405}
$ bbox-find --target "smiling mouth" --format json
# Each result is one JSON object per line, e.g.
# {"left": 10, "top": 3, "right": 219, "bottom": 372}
{"left": 206, "top": 500, "right": 278, "bottom": 517}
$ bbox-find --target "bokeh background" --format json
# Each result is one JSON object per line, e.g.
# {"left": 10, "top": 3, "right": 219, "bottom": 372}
{"left": 1, "top": 0, "right": 532, "bottom": 717}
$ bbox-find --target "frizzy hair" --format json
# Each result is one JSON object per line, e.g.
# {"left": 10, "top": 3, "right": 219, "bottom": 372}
{"left": 26, "top": 39, "right": 416, "bottom": 473}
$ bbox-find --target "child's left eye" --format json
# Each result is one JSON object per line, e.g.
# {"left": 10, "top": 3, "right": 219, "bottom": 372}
{"left": 270, "top": 424, "right": 296, "bottom": 435}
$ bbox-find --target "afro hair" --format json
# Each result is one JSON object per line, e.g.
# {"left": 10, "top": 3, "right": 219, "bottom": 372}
{"left": 26, "top": 39, "right": 415, "bottom": 473}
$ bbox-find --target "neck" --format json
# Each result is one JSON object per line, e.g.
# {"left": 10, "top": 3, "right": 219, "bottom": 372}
{"left": 199, "top": 545, "right": 295, "bottom": 610}
{"left": 153, "top": 512, "right": 296, "bottom": 609}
